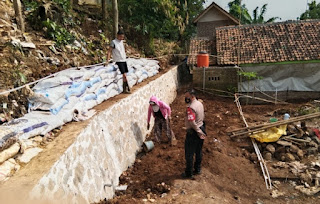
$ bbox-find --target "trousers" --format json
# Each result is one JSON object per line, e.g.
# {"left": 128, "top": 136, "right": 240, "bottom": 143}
{"left": 185, "top": 124, "right": 206, "bottom": 176}
{"left": 154, "top": 117, "right": 171, "bottom": 142}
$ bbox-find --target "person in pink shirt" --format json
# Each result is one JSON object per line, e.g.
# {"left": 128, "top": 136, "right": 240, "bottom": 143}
{"left": 147, "top": 96, "right": 172, "bottom": 142}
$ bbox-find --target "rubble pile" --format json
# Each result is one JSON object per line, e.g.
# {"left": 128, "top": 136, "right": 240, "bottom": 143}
{"left": 260, "top": 122, "right": 320, "bottom": 162}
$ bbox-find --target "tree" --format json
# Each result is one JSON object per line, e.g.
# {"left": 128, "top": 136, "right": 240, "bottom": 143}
{"left": 13, "top": 0, "right": 25, "bottom": 33}
{"left": 101, "top": 0, "right": 107, "bottom": 30}
{"left": 228, "top": 0, "right": 278, "bottom": 24}
{"left": 300, "top": 0, "right": 320, "bottom": 20}
{"left": 252, "top": 4, "right": 279, "bottom": 24}
{"left": 228, "top": 0, "right": 251, "bottom": 24}
{"left": 112, "top": 0, "right": 118, "bottom": 37}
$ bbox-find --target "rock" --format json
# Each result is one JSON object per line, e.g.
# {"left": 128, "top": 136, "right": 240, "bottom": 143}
{"left": 285, "top": 153, "right": 295, "bottom": 162}
{"left": 0, "top": 143, "right": 20, "bottom": 164}
{"left": 289, "top": 145, "right": 300, "bottom": 153}
{"left": 277, "top": 140, "right": 292, "bottom": 147}
{"left": 115, "top": 185, "right": 127, "bottom": 191}
{"left": 309, "top": 141, "right": 318, "bottom": 149}
{"left": 312, "top": 136, "right": 320, "bottom": 145}
{"left": 271, "top": 189, "right": 285, "bottom": 198}
{"left": 250, "top": 153, "right": 258, "bottom": 162}
{"left": 263, "top": 152, "right": 272, "bottom": 161}
{"left": 297, "top": 149, "right": 304, "bottom": 158}
{"left": 266, "top": 144, "right": 276, "bottom": 154}
{"left": 306, "top": 147, "right": 318, "bottom": 155}
{"left": 16, "top": 147, "right": 43, "bottom": 164}
{"left": 279, "top": 153, "right": 286, "bottom": 162}
{"left": 300, "top": 172, "right": 313, "bottom": 184}
{"left": 295, "top": 185, "right": 320, "bottom": 196}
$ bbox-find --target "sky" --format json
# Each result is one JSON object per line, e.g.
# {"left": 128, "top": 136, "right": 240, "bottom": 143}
{"left": 205, "top": 0, "right": 320, "bottom": 21}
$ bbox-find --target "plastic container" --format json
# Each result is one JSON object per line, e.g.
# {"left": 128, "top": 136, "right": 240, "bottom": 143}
{"left": 197, "top": 51, "right": 209, "bottom": 68}
{"left": 269, "top": 118, "right": 278, "bottom": 123}
{"left": 143, "top": 141, "right": 154, "bottom": 152}
{"left": 284, "top": 113, "right": 290, "bottom": 120}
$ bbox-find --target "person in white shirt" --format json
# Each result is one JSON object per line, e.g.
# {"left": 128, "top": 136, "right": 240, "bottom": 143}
{"left": 106, "top": 30, "right": 131, "bottom": 93}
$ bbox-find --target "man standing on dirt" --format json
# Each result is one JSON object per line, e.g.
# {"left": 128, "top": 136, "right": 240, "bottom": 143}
{"left": 106, "top": 29, "right": 131, "bottom": 93}
{"left": 183, "top": 89, "right": 206, "bottom": 178}
{"left": 147, "top": 96, "right": 172, "bottom": 143}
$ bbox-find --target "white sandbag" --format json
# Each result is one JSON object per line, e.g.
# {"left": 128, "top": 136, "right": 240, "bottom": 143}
{"left": 32, "top": 76, "right": 72, "bottom": 90}
{"left": 108, "top": 89, "right": 119, "bottom": 98}
{"left": 50, "top": 98, "right": 68, "bottom": 115}
{"left": 104, "top": 83, "right": 117, "bottom": 94}
{"left": 65, "top": 81, "right": 90, "bottom": 99}
{"left": 0, "top": 158, "right": 19, "bottom": 182}
{"left": 147, "top": 60, "right": 159, "bottom": 67}
{"left": 20, "top": 139, "right": 39, "bottom": 153}
{"left": 0, "top": 143, "right": 20, "bottom": 164}
{"left": 83, "top": 100, "right": 98, "bottom": 111}
{"left": 80, "top": 68, "right": 96, "bottom": 80}
{"left": 97, "top": 93, "right": 109, "bottom": 104}
{"left": 16, "top": 147, "right": 43, "bottom": 164}
{"left": 133, "top": 64, "right": 142, "bottom": 69}
{"left": 28, "top": 101, "right": 52, "bottom": 111}
{"left": 30, "top": 85, "right": 69, "bottom": 105}
{"left": 101, "top": 72, "right": 117, "bottom": 80}
{"left": 82, "top": 93, "right": 97, "bottom": 101}
{"left": 86, "top": 81, "right": 101, "bottom": 93}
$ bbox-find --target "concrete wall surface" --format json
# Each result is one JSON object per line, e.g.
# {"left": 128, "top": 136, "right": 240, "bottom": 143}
{"left": 30, "top": 66, "right": 178, "bottom": 203}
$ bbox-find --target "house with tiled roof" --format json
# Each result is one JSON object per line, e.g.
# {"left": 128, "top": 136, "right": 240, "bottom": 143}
{"left": 216, "top": 20, "right": 320, "bottom": 65}
{"left": 188, "top": 2, "right": 239, "bottom": 65}
{"left": 192, "top": 19, "right": 320, "bottom": 100}
{"left": 213, "top": 19, "right": 320, "bottom": 100}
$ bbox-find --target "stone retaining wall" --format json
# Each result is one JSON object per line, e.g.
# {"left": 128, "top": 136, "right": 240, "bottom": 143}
{"left": 30, "top": 66, "right": 178, "bottom": 203}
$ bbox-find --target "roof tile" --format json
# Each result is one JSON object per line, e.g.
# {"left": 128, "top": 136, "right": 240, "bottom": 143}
{"left": 216, "top": 20, "right": 320, "bottom": 65}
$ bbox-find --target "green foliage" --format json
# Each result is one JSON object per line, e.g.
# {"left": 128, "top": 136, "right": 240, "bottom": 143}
{"left": 228, "top": 1, "right": 278, "bottom": 24}
{"left": 23, "top": 0, "right": 39, "bottom": 11}
{"left": 42, "top": 19, "right": 75, "bottom": 46}
{"left": 238, "top": 71, "right": 263, "bottom": 80}
{"left": 300, "top": 0, "right": 320, "bottom": 20}
{"left": 119, "top": 0, "right": 204, "bottom": 54}
{"left": 228, "top": 0, "right": 251, "bottom": 24}
{"left": 53, "top": 0, "right": 71, "bottom": 13}
{"left": 12, "top": 68, "right": 27, "bottom": 87}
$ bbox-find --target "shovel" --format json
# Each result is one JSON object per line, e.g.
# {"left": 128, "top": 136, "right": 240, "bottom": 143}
{"left": 168, "top": 118, "right": 177, "bottom": 146}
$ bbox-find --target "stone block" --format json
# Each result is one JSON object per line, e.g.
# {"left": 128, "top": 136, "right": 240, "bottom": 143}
{"left": 266, "top": 144, "right": 276, "bottom": 154}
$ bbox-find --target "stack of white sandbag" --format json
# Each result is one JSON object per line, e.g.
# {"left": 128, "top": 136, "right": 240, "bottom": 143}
{"left": 1, "top": 58, "right": 160, "bottom": 143}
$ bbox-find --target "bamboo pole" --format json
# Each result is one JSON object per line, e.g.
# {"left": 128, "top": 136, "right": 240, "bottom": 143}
{"left": 229, "top": 112, "right": 320, "bottom": 138}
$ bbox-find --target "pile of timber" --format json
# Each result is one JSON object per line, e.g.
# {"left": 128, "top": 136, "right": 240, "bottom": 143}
{"left": 227, "top": 112, "right": 320, "bottom": 138}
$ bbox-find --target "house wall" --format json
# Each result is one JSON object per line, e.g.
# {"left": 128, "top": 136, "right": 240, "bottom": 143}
{"left": 193, "top": 67, "right": 239, "bottom": 91}
{"left": 198, "top": 8, "right": 230, "bottom": 22}
{"left": 29, "top": 66, "right": 179, "bottom": 203}
{"left": 197, "top": 20, "right": 237, "bottom": 39}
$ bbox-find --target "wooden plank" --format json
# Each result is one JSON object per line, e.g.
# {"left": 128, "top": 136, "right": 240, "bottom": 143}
{"left": 229, "top": 112, "right": 320, "bottom": 138}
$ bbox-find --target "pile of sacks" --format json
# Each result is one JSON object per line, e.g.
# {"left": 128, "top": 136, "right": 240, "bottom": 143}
{"left": 0, "top": 58, "right": 160, "bottom": 181}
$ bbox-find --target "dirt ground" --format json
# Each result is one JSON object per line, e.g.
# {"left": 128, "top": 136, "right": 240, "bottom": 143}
{"left": 104, "top": 91, "right": 320, "bottom": 204}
